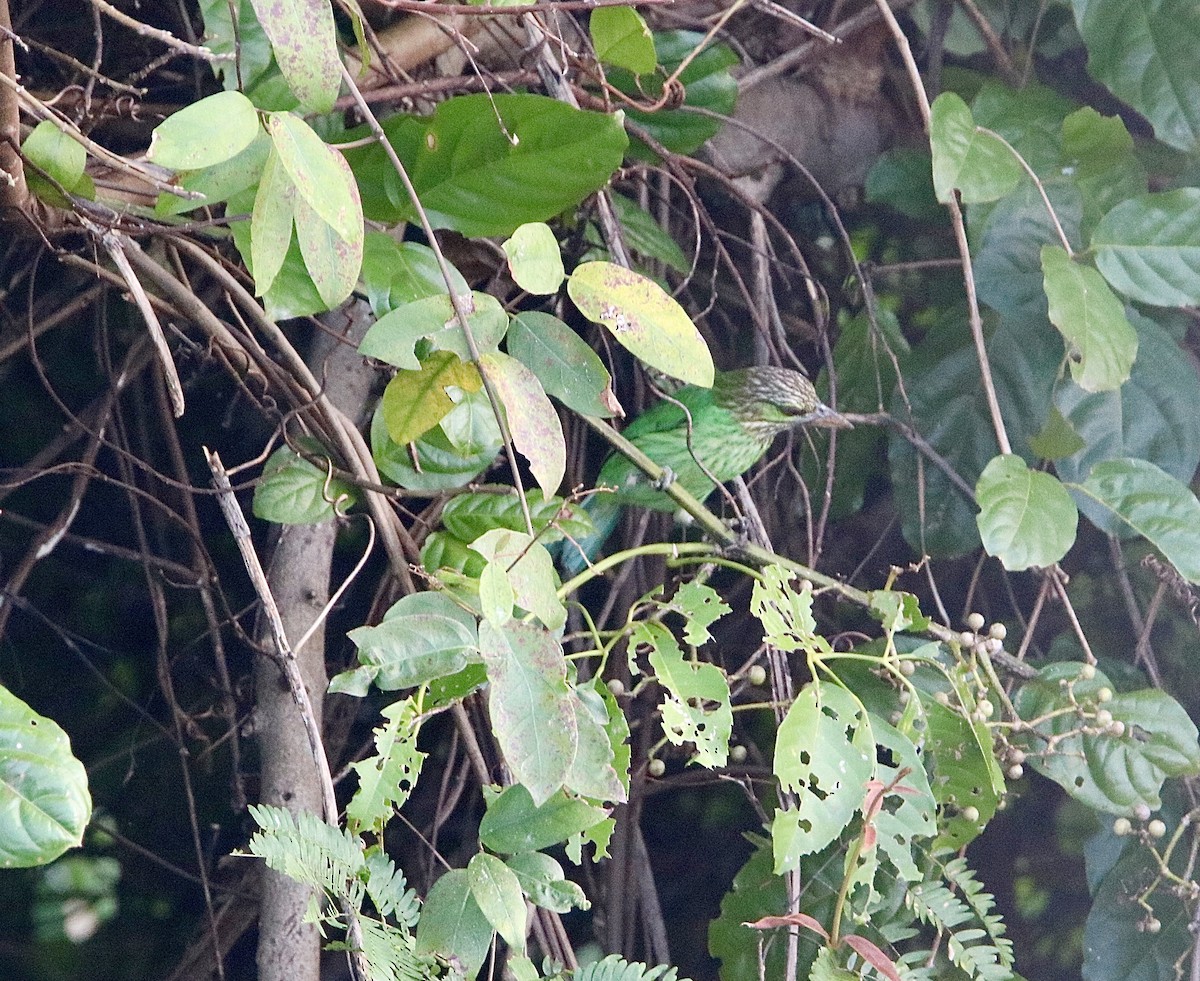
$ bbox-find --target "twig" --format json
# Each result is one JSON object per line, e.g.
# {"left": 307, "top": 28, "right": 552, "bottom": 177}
{"left": 88, "top": 0, "right": 231, "bottom": 63}
{"left": 204, "top": 448, "right": 369, "bottom": 981}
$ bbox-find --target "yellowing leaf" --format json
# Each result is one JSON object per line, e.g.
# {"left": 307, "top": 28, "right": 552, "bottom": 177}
{"left": 567, "top": 261, "right": 714, "bottom": 386}
{"left": 480, "top": 352, "right": 565, "bottom": 495}
{"left": 266, "top": 113, "right": 359, "bottom": 242}
{"left": 148, "top": 90, "right": 259, "bottom": 170}
{"left": 382, "top": 352, "right": 482, "bottom": 446}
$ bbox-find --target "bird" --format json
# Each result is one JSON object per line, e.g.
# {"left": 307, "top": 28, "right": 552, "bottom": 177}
{"left": 561, "top": 366, "right": 850, "bottom": 576}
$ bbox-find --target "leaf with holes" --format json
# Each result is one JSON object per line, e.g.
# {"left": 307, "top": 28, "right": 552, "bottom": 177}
{"left": 772, "top": 682, "right": 874, "bottom": 873}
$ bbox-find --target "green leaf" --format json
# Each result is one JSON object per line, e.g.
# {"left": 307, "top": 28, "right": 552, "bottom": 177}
{"left": 470, "top": 529, "right": 566, "bottom": 632}
{"left": 1060, "top": 107, "right": 1147, "bottom": 232}
{"left": 155, "top": 130, "right": 272, "bottom": 217}
{"left": 467, "top": 852, "right": 526, "bottom": 951}
{"left": 632, "top": 621, "right": 731, "bottom": 768}
{"left": 250, "top": 147, "right": 296, "bottom": 297}
{"left": 346, "top": 697, "right": 426, "bottom": 833}
{"left": 1092, "top": 188, "right": 1200, "bottom": 306}
{"left": 228, "top": 186, "right": 327, "bottom": 320}
{"left": 506, "top": 852, "right": 589, "bottom": 914}
{"left": 414, "top": 869, "right": 493, "bottom": 977}
{"left": 506, "top": 312, "right": 620, "bottom": 418}
{"left": 609, "top": 193, "right": 690, "bottom": 274}
{"left": 502, "top": 222, "right": 565, "bottom": 296}
{"left": 922, "top": 688, "right": 1003, "bottom": 850}
{"left": 0, "top": 686, "right": 91, "bottom": 867}
{"left": 252, "top": 443, "right": 357, "bottom": 524}
{"left": 336, "top": 591, "right": 479, "bottom": 693}
{"left": 1054, "top": 310, "right": 1200, "bottom": 532}
{"left": 200, "top": 0, "right": 274, "bottom": 93}
{"left": 564, "top": 683, "right": 627, "bottom": 803}
{"left": 266, "top": 113, "right": 359, "bottom": 242}
{"left": 750, "top": 565, "right": 823, "bottom": 654}
{"left": 771, "top": 682, "right": 874, "bottom": 873}
{"left": 1015, "top": 662, "right": 1200, "bottom": 814}
{"left": 871, "top": 719, "right": 937, "bottom": 881}
{"left": 358, "top": 236, "right": 468, "bottom": 317}
{"left": 708, "top": 835, "right": 789, "bottom": 981}
{"left": 292, "top": 151, "right": 363, "bottom": 308}
{"left": 670, "top": 580, "right": 730, "bottom": 647}
{"left": 1041, "top": 245, "right": 1137, "bottom": 391}
{"left": 1071, "top": 0, "right": 1200, "bottom": 152}
{"left": 381, "top": 351, "right": 482, "bottom": 447}
{"left": 147, "top": 90, "right": 259, "bottom": 170}
{"left": 568, "top": 261, "right": 714, "bottom": 387}
{"left": 343, "top": 94, "right": 627, "bottom": 237}
{"left": 370, "top": 394, "right": 501, "bottom": 492}
{"left": 249, "top": 0, "right": 340, "bottom": 113}
{"left": 478, "top": 784, "right": 609, "bottom": 854}
{"left": 22, "top": 121, "right": 88, "bottom": 204}
{"left": 975, "top": 454, "right": 1078, "bottom": 570}
{"left": 1071, "top": 458, "right": 1200, "bottom": 582}
{"left": 479, "top": 620, "right": 577, "bottom": 805}
{"left": 1028, "top": 405, "right": 1086, "bottom": 460}
{"left": 865, "top": 147, "right": 942, "bottom": 220}
{"left": 590, "top": 6, "right": 656, "bottom": 74}
{"left": 441, "top": 490, "right": 593, "bottom": 547}
{"left": 929, "top": 92, "right": 1023, "bottom": 204}
{"left": 359, "top": 291, "right": 507, "bottom": 370}
{"left": 617, "top": 31, "right": 737, "bottom": 159}
{"left": 480, "top": 351, "right": 565, "bottom": 496}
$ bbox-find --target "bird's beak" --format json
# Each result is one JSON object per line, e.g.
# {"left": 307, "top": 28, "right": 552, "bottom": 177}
{"left": 810, "top": 404, "right": 853, "bottom": 429}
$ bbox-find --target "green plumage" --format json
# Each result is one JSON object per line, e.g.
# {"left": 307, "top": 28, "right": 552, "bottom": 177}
{"left": 563, "top": 366, "right": 849, "bottom": 575}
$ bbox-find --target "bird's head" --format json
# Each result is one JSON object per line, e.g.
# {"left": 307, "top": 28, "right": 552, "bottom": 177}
{"left": 714, "top": 366, "right": 851, "bottom": 440}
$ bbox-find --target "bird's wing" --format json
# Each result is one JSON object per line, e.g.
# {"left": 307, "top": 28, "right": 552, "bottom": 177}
{"left": 617, "top": 385, "right": 713, "bottom": 441}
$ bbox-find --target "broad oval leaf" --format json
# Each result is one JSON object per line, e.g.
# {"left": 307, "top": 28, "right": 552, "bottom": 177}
{"left": 266, "top": 113, "right": 359, "bottom": 242}
{"left": 929, "top": 92, "right": 1023, "bottom": 204}
{"left": 1054, "top": 310, "right": 1200, "bottom": 533}
{"left": 975, "top": 454, "right": 1078, "bottom": 570}
{"left": 249, "top": 0, "right": 340, "bottom": 113}
{"left": 616, "top": 30, "right": 737, "bottom": 159}
{"left": 370, "top": 396, "right": 501, "bottom": 492}
{"left": 360, "top": 291, "right": 508, "bottom": 370}
{"left": 0, "top": 686, "right": 91, "bottom": 867}
{"left": 22, "top": 121, "right": 88, "bottom": 204}
{"left": 502, "top": 222, "right": 565, "bottom": 296}
{"left": 568, "top": 261, "right": 714, "bottom": 386}
{"left": 293, "top": 151, "right": 363, "bottom": 308}
{"left": 471, "top": 529, "right": 566, "bottom": 632}
{"left": 479, "top": 620, "right": 577, "bottom": 806}
{"left": 1014, "top": 662, "right": 1200, "bottom": 814}
{"left": 252, "top": 443, "right": 357, "bottom": 524}
{"left": 148, "top": 90, "right": 259, "bottom": 170}
{"left": 506, "top": 852, "right": 589, "bottom": 914}
{"left": 250, "top": 148, "right": 296, "bottom": 297}
{"left": 359, "top": 236, "right": 469, "bottom": 317}
{"left": 338, "top": 591, "right": 479, "bottom": 693}
{"left": 1071, "top": 0, "right": 1200, "bottom": 153}
{"left": 480, "top": 351, "right": 565, "bottom": 496}
{"left": 467, "top": 853, "right": 526, "bottom": 950}
{"left": 506, "top": 312, "right": 620, "bottom": 418}
{"left": 414, "top": 869, "right": 493, "bottom": 977}
{"left": 589, "top": 6, "right": 656, "bottom": 74}
{"left": 1072, "top": 458, "right": 1200, "bottom": 583}
{"left": 1092, "top": 188, "right": 1200, "bottom": 306}
{"left": 1041, "top": 245, "right": 1136, "bottom": 392}
{"left": 343, "top": 94, "right": 628, "bottom": 237}
{"left": 156, "top": 130, "right": 272, "bottom": 217}
{"left": 478, "top": 784, "right": 609, "bottom": 854}
{"left": 441, "top": 490, "right": 593, "bottom": 547}
{"left": 381, "top": 351, "right": 482, "bottom": 447}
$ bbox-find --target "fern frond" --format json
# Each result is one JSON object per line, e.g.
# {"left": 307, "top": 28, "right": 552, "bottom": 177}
{"left": 903, "top": 856, "right": 1015, "bottom": 981}
{"left": 245, "top": 804, "right": 366, "bottom": 909}
{"left": 574, "top": 953, "right": 690, "bottom": 981}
